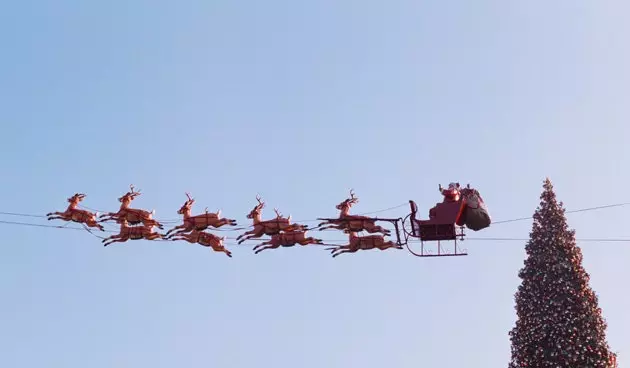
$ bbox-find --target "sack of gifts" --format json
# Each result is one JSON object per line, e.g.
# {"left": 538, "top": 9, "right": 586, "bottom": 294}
{"left": 456, "top": 189, "right": 491, "bottom": 231}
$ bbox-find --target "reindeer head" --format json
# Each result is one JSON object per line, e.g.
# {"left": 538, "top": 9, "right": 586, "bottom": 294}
{"left": 68, "top": 193, "right": 86, "bottom": 203}
{"left": 118, "top": 184, "right": 141, "bottom": 203}
{"left": 178, "top": 192, "right": 195, "bottom": 214}
{"left": 336, "top": 189, "right": 359, "bottom": 210}
{"left": 247, "top": 194, "right": 265, "bottom": 219}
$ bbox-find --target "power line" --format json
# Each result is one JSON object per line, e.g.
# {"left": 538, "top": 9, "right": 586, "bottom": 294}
{"left": 0, "top": 220, "right": 82, "bottom": 230}
{"left": 492, "top": 203, "right": 630, "bottom": 224}
{"left": 462, "top": 237, "right": 630, "bottom": 242}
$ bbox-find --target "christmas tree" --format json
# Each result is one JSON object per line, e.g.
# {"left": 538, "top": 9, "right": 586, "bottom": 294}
{"left": 508, "top": 178, "right": 617, "bottom": 368}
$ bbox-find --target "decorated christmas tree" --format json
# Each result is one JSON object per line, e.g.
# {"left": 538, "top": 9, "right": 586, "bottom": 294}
{"left": 508, "top": 178, "right": 617, "bottom": 368}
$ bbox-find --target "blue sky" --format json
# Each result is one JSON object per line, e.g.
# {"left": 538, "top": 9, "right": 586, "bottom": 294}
{"left": 1, "top": 0, "right": 628, "bottom": 367}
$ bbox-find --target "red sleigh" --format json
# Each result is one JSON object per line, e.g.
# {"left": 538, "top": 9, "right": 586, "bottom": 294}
{"left": 404, "top": 183, "right": 491, "bottom": 257}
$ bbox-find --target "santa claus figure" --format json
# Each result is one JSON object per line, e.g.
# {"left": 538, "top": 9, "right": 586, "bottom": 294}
{"left": 439, "top": 182, "right": 461, "bottom": 203}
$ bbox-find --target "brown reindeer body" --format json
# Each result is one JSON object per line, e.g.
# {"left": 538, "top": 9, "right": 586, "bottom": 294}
{"left": 236, "top": 195, "right": 308, "bottom": 244}
{"left": 165, "top": 193, "right": 237, "bottom": 238}
{"left": 316, "top": 190, "right": 391, "bottom": 235}
{"left": 47, "top": 193, "right": 105, "bottom": 231}
{"left": 102, "top": 219, "right": 165, "bottom": 246}
{"left": 253, "top": 230, "right": 323, "bottom": 254}
{"left": 99, "top": 185, "right": 163, "bottom": 229}
{"left": 326, "top": 231, "right": 402, "bottom": 257}
{"left": 169, "top": 230, "right": 231, "bottom": 257}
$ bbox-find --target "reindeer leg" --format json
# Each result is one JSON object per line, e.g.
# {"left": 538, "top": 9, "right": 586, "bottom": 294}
{"left": 331, "top": 248, "right": 355, "bottom": 257}
{"left": 236, "top": 229, "right": 256, "bottom": 241}
{"left": 98, "top": 216, "right": 118, "bottom": 223}
{"left": 47, "top": 215, "right": 67, "bottom": 221}
{"left": 377, "top": 225, "right": 392, "bottom": 236}
{"left": 315, "top": 220, "right": 341, "bottom": 229}
{"left": 364, "top": 223, "right": 391, "bottom": 236}
{"left": 254, "top": 244, "right": 280, "bottom": 254}
{"left": 170, "top": 235, "right": 195, "bottom": 243}
{"left": 212, "top": 246, "right": 232, "bottom": 257}
{"left": 211, "top": 220, "right": 228, "bottom": 228}
{"left": 101, "top": 234, "right": 117, "bottom": 243}
{"left": 217, "top": 218, "right": 238, "bottom": 227}
{"left": 86, "top": 220, "right": 105, "bottom": 231}
{"left": 317, "top": 224, "right": 344, "bottom": 231}
{"left": 253, "top": 240, "right": 272, "bottom": 251}
{"left": 165, "top": 225, "right": 191, "bottom": 238}
{"left": 237, "top": 230, "right": 264, "bottom": 244}
{"left": 103, "top": 236, "right": 124, "bottom": 246}
{"left": 98, "top": 213, "right": 116, "bottom": 221}
{"left": 150, "top": 220, "right": 164, "bottom": 230}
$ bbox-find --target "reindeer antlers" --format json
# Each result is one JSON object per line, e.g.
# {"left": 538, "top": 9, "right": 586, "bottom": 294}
{"left": 255, "top": 194, "right": 265, "bottom": 208}
{"left": 129, "top": 184, "right": 141, "bottom": 195}
{"left": 348, "top": 188, "right": 358, "bottom": 203}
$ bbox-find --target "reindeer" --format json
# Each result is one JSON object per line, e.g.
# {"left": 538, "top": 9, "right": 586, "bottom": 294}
{"left": 169, "top": 230, "right": 232, "bottom": 257}
{"left": 164, "top": 193, "right": 237, "bottom": 238}
{"left": 236, "top": 195, "right": 308, "bottom": 244}
{"left": 325, "top": 231, "right": 402, "bottom": 257}
{"left": 252, "top": 230, "right": 323, "bottom": 254}
{"left": 99, "top": 184, "right": 164, "bottom": 229}
{"left": 46, "top": 193, "right": 105, "bottom": 231}
{"left": 101, "top": 218, "right": 165, "bottom": 246}
{"left": 315, "top": 189, "right": 391, "bottom": 235}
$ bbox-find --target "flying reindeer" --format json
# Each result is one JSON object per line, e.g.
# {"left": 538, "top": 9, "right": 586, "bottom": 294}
{"left": 252, "top": 230, "right": 323, "bottom": 254}
{"left": 169, "top": 229, "right": 232, "bottom": 257}
{"left": 325, "top": 231, "right": 402, "bottom": 257}
{"left": 236, "top": 195, "right": 308, "bottom": 244}
{"left": 47, "top": 193, "right": 104, "bottom": 231}
{"left": 165, "top": 192, "right": 237, "bottom": 238}
{"left": 99, "top": 184, "right": 164, "bottom": 229}
{"left": 315, "top": 189, "right": 391, "bottom": 235}
{"left": 101, "top": 218, "right": 165, "bottom": 246}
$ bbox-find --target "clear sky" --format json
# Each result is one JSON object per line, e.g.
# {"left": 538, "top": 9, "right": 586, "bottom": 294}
{"left": 1, "top": 1, "right": 628, "bottom": 367}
